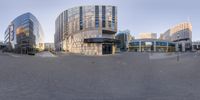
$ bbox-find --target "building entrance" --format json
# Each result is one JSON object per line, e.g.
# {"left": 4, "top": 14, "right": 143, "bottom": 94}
{"left": 102, "top": 44, "right": 112, "bottom": 54}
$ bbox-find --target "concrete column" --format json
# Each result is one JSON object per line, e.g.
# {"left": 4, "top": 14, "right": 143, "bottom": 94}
{"left": 99, "top": 44, "right": 102, "bottom": 55}
{"left": 192, "top": 44, "right": 194, "bottom": 51}
{"left": 176, "top": 43, "right": 179, "bottom": 52}
{"left": 112, "top": 44, "right": 115, "bottom": 54}
{"left": 154, "top": 41, "right": 156, "bottom": 52}
{"left": 166, "top": 42, "right": 169, "bottom": 52}
{"left": 182, "top": 43, "right": 185, "bottom": 52}
{"left": 139, "top": 41, "right": 141, "bottom": 52}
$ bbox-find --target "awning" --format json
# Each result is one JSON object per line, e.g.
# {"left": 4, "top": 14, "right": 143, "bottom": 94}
{"left": 84, "top": 38, "right": 120, "bottom": 43}
{"left": 102, "top": 30, "right": 116, "bottom": 34}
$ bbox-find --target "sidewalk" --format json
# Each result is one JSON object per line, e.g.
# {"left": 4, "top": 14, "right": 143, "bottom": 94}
{"left": 149, "top": 52, "right": 184, "bottom": 60}
{"left": 36, "top": 51, "right": 57, "bottom": 58}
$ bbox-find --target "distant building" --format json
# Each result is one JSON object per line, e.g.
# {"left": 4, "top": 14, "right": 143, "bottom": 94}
{"left": 139, "top": 33, "right": 157, "bottom": 39}
{"left": 115, "top": 30, "right": 133, "bottom": 51}
{"left": 160, "top": 30, "right": 171, "bottom": 41}
{"left": 4, "top": 13, "right": 44, "bottom": 54}
{"left": 192, "top": 41, "right": 200, "bottom": 51}
{"left": 160, "top": 22, "right": 192, "bottom": 52}
{"left": 0, "top": 41, "right": 6, "bottom": 50}
{"left": 44, "top": 43, "right": 55, "bottom": 51}
{"left": 54, "top": 5, "right": 118, "bottom": 55}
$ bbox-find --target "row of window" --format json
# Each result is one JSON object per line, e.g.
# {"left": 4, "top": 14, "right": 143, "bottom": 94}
{"left": 130, "top": 41, "right": 176, "bottom": 46}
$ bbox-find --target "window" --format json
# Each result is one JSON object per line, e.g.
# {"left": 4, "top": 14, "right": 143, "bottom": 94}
{"left": 95, "top": 6, "right": 99, "bottom": 28}
{"left": 10, "top": 25, "right": 14, "bottom": 41}
{"left": 80, "top": 7, "right": 83, "bottom": 30}
{"left": 102, "top": 6, "right": 106, "bottom": 28}
{"left": 112, "top": 6, "right": 115, "bottom": 29}
{"left": 108, "top": 21, "right": 112, "bottom": 28}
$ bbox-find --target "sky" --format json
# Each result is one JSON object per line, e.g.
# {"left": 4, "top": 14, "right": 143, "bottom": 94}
{"left": 0, "top": 0, "right": 199, "bottom": 42}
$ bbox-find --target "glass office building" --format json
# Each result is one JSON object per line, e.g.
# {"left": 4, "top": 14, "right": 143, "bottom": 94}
{"left": 4, "top": 12, "right": 44, "bottom": 54}
{"left": 129, "top": 39, "right": 176, "bottom": 52}
{"left": 54, "top": 5, "right": 118, "bottom": 55}
{"left": 115, "top": 30, "right": 133, "bottom": 51}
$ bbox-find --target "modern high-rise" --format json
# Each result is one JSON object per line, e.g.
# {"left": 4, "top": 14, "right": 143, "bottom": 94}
{"left": 54, "top": 5, "right": 118, "bottom": 55}
{"left": 139, "top": 33, "right": 157, "bottom": 39}
{"left": 160, "top": 22, "right": 192, "bottom": 51}
{"left": 4, "top": 13, "right": 44, "bottom": 54}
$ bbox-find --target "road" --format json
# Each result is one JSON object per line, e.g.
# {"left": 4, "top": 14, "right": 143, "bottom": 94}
{"left": 0, "top": 51, "right": 200, "bottom": 100}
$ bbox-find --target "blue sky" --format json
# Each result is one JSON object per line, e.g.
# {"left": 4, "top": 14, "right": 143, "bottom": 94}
{"left": 0, "top": 0, "right": 199, "bottom": 42}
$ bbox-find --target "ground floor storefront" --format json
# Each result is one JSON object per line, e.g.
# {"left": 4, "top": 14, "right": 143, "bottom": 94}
{"left": 129, "top": 46, "right": 176, "bottom": 52}
{"left": 129, "top": 39, "right": 176, "bottom": 52}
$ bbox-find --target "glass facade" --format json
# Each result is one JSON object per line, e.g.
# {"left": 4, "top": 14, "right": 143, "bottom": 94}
{"left": 156, "top": 42, "right": 167, "bottom": 46}
{"left": 4, "top": 12, "right": 44, "bottom": 53}
{"left": 129, "top": 39, "right": 176, "bottom": 52}
{"left": 115, "top": 30, "right": 133, "bottom": 51}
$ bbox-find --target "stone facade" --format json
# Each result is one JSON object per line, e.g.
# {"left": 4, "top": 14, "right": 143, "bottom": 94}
{"left": 54, "top": 5, "right": 117, "bottom": 55}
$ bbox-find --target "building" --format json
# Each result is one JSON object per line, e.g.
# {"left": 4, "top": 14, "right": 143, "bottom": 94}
{"left": 129, "top": 39, "right": 176, "bottom": 52}
{"left": 54, "top": 5, "right": 118, "bottom": 55}
{"left": 4, "top": 12, "right": 44, "bottom": 54}
{"left": 44, "top": 43, "right": 55, "bottom": 51}
{"left": 192, "top": 41, "right": 200, "bottom": 51}
{"left": 115, "top": 30, "right": 133, "bottom": 51}
{"left": 0, "top": 41, "right": 6, "bottom": 50}
{"left": 160, "top": 22, "right": 192, "bottom": 52}
{"left": 139, "top": 33, "right": 157, "bottom": 39}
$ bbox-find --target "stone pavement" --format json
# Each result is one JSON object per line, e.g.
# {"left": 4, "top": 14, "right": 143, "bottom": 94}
{"left": 0, "top": 52, "right": 200, "bottom": 100}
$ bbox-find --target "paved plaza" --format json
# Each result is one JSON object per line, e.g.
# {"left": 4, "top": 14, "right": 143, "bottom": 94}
{"left": 0, "top": 51, "right": 200, "bottom": 100}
